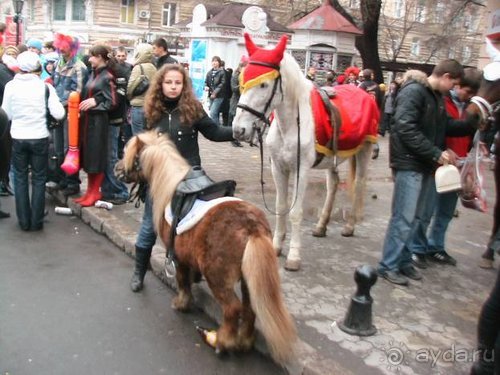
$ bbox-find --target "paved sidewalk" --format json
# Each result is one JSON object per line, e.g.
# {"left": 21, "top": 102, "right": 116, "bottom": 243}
{"left": 53, "top": 136, "right": 497, "bottom": 375}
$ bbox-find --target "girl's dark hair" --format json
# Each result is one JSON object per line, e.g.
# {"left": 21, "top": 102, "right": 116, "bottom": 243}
{"left": 89, "top": 44, "right": 118, "bottom": 75}
{"left": 144, "top": 64, "right": 204, "bottom": 127}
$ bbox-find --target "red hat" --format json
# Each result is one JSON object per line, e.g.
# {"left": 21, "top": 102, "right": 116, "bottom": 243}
{"left": 241, "top": 33, "right": 288, "bottom": 93}
{"left": 344, "top": 66, "right": 360, "bottom": 78}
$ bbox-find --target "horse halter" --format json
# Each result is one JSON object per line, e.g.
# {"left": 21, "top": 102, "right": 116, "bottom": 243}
{"left": 470, "top": 95, "right": 499, "bottom": 124}
{"left": 237, "top": 61, "right": 282, "bottom": 128}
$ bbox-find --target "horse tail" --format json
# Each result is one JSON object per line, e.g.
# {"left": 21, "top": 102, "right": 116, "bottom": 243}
{"left": 242, "top": 234, "right": 297, "bottom": 365}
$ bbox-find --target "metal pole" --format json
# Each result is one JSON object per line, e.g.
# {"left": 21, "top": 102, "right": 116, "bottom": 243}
{"left": 15, "top": 15, "right": 19, "bottom": 46}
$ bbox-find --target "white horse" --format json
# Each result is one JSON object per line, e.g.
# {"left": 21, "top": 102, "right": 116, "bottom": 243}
{"left": 233, "top": 34, "right": 379, "bottom": 271}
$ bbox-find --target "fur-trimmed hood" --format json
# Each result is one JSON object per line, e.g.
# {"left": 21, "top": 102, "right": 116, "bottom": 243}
{"left": 402, "top": 69, "right": 429, "bottom": 87}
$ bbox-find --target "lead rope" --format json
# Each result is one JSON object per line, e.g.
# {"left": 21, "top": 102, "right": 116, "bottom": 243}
{"left": 259, "top": 109, "right": 301, "bottom": 216}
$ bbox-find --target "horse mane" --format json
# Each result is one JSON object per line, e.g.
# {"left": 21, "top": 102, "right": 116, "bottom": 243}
{"left": 134, "top": 131, "right": 191, "bottom": 234}
{"left": 279, "top": 53, "right": 313, "bottom": 107}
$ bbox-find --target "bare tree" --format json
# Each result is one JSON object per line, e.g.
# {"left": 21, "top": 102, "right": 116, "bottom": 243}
{"left": 327, "top": 0, "right": 384, "bottom": 82}
{"left": 380, "top": 0, "right": 484, "bottom": 65}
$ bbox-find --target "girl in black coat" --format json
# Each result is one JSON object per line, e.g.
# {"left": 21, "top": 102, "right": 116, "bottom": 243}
{"left": 129, "top": 63, "right": 235, "bottom": 292}
{"left": 74, "top": 45, "right": 117, "bottom": 207}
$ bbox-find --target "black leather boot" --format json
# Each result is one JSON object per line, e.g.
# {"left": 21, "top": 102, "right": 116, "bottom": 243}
{"left": 130, "top": 246, "right": 153, "bottom": 292}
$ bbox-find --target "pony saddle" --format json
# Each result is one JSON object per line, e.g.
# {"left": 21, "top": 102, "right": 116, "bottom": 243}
{"left": 171, "top": 166, "right": 237, "bottom": 223}
{"left": 166, "top": 166, "right": 236, "bottom": 270}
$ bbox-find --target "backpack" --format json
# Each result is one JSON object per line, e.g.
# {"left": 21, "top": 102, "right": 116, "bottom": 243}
{"left": 108, "top": 64, "right": 129, "bottom": 126}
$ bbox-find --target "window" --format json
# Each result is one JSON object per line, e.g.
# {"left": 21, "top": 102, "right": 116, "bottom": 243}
{"left": 410, "top": 38, "right": 420, "bottom": 56}
{"left": 462, "top": 46, "right": 471, "bottom": 62}
{"left": 415, "top": 0, "right": 426, "bottom": 22}
{"left": 448, "top": 47, "right": 455, "bottom": 59}
{"left": 435, "top": 2, "right": 444, "bottom": 23}
{"left": 349, "top": 0, "right": 360, "bottom": 8}
{"left": 394, "top": 0, "right": 405, "bottom": 18}
{"left": 121, "top": 0, "right": 135, "bottom": 24}
{"left": 162, "top": 2, "right": 177, "bottom": 27}
{"left": 53, "top": 0, "right": 85, "bottom": 22}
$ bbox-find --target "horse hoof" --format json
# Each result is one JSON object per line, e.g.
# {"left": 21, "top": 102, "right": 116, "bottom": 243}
{"left": 284, "top": 259, "right": 301, "bottom": 271}
{"left": 275, "top": 247, "right": 282, "bottom": 257}
{"left": 312, "top": 227, "right": 326, "bottom": 237}
{"left": 341, "top": 227, "right": 354, "bottom": 237}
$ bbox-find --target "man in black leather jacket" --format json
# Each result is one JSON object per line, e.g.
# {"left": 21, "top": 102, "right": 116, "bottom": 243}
{"left": 378, "top": 59, "right": 479, "bottom": 286}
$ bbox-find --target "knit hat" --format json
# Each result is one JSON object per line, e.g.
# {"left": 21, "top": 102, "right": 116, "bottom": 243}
{"left": 17, "top": 51, "right": 41, "bottom": 73}
{"left": 3, "top": 45, "right": 19, "bottom": 57}
{"left": 241, "top": 33, "right": 288, "bottom": 93}
{"left": 26, "top": 38, "right": 43, "bottom": 52}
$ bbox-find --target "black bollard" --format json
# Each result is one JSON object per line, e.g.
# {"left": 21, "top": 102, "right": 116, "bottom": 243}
{"left": 339, "top": 265, "right": 378, "bottom": 336}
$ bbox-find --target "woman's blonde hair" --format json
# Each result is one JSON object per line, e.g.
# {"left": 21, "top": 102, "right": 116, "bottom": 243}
{"left": 144, "top": 64, "right": 203, "bottom": 127}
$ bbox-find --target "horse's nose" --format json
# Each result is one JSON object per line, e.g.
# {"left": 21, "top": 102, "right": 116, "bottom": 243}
{"left": 233, "top": 127, "right": 246, "bottom": 140}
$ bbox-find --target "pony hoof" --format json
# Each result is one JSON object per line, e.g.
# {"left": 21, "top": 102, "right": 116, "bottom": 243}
{"left": 171, "top": 296, "right": 190, "bottom": 312}
{"left": 312, "top": 227, "right": 326, "bottom": 237}
{"left": 341, "top": 227, "right": 354, "bottom": 237}
{"left": 284, "top": 259, "right": 301, "bottom": 271}
{"left": 274, "top": 247, "right": 282, "bottom": 257}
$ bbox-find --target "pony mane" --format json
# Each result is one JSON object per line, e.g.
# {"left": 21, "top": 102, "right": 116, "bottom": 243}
{"left": 279, "top": 53, "right": 313, "bottom": 107}
{"left": 132, "top": 131, "right": 191, "bottom": 234}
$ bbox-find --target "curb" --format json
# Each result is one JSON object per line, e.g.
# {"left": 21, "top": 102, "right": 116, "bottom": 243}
{"left": 52, "top": 192, "right": 353, "bottom": 375}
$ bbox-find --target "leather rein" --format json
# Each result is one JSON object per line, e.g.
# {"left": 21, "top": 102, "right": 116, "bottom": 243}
{"left": 236, "top": 60, "right": 301, "bottom": 216}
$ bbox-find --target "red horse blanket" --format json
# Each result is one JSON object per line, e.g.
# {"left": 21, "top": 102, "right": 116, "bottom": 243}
{"left": 311, "top": 85, "right": 379, "bottom": 158}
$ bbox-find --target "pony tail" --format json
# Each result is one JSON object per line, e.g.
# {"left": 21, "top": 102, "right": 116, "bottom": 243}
{"left": 241, "top": 235, "right": 297, "bottom": 365}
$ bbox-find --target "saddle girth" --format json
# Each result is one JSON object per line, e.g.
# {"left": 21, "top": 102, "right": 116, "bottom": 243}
{"left": 167, "top": 166, "right": 237, "bottom": 265}
{"left": 313, "top": 87, "right": 342, "bottom": 167}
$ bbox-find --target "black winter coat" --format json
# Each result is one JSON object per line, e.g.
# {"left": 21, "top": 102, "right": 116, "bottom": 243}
{"left": 153, "top": 106, "right": 233, "bottom": 166}
{"left": 389, "top": 72, "right": 477, "bottom": 174}
{"left": 205, "top": 68, "right": 226, "bottom": 99}
{"left": 79, "top": 66, "right": 117, "bottom": 173}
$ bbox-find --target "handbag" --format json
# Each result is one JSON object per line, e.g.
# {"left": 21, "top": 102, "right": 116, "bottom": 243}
{"left": 459, "top": 131, "right": 488, "bottom": 213}
{"left": 131, "top": 64, "right": 150, "bottom": 97}
{"left": 45, "top": 84, "right": 61, "bottom": 130}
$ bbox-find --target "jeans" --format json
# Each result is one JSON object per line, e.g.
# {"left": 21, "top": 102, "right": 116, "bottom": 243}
{"left": 209, "top": 98, "right": 224, "bottom": 125}
{"left": 130, "top": 106, "right": 146, "bottom": 136}
{"left": 102, "top": 125, "right": 129, "bottom": 200}
{"left": 12, "top": 138, "right": 49, "bottom": 230}
{"left": 379, "top": 170, "right": 428, "bottom": 272}
{"left": 407, "top": 175, "right": 437, "bottom": 255}
{"left": 427, "top": 191, "right": 459, "bottom": 253}
{"left": 474, "top": 269, "right": 500, "bottom": 374}
{"left": 135, "top": 191, "right": 157, "bottom": 250}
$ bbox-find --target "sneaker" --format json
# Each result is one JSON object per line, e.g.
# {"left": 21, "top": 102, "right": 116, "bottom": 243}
{"left": 428, "top": 251, "right": 457, "bottom": 266}
{"left": 371, "top": 144, "right": 380, "bottom": 160}
{"left": 411, "top": 253, "right": 429, "bottom": 269}
{"left": 62, "top": 185, "right": 80, "bottom": 196}
{"left": 478, "top": 258, "right": 494, "bottom": 269}
{"left": 0, "top": 210, "right": 10, "bottom": 219}
{"left": 103, "top": 196, "right": 128, "bottom": 205}
{"left": 0, "top": 181, "right": 13, "bottom": 196}
{"left": 378, "top": 269, "right": 409, "bottom": 286}
{"left": 400, "top": 266, "right": 422, "bottom": 280}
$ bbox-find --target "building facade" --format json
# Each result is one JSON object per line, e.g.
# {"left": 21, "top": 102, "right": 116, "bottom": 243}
{"left": 340, "top": 0, "right": 488, "bottom": 71}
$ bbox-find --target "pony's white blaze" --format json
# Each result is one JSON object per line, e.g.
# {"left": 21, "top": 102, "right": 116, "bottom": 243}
{"left": 234, "top": 34, "right": 375, "bottom": 271}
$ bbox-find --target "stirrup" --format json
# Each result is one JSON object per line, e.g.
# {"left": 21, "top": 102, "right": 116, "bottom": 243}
{"left": 164, "top": 257, "right": 177, "bottom": 278}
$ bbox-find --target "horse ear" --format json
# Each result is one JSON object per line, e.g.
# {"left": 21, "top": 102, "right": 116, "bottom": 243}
{"left": 244, "top": 33, "right": 258, "bottom": 56}
{"left": 275, "top": 35, "right": 288, "bottom": 58}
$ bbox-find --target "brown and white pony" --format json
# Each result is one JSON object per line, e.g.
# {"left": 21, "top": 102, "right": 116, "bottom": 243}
{"left": 116, "top": 130, "right": 297, "bottom": 365}
{"left": 233, "top": 34, "right": 379, "bottom": 271}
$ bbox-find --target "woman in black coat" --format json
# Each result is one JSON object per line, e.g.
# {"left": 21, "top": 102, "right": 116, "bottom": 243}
{"left": 74, "top": 45, "right": 117, "bottom": 207}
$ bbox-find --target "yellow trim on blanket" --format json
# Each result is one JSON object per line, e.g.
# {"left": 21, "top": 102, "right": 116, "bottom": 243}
{"left": 241, "top": 70, "right": 280, "bottom": 93}
{"left": 315, "top": 135, "right": 378, "bottom": 158}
